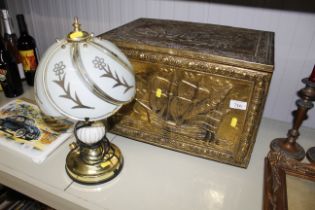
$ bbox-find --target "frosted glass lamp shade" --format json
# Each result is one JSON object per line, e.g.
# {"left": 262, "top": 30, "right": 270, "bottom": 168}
{"left": 34, "top": 34, "right": 135, "bottom": 121}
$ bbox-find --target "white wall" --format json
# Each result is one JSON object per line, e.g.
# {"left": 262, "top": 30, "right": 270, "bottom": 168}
{"left": 7, "top": 0, "right": 315, "bottom": 128}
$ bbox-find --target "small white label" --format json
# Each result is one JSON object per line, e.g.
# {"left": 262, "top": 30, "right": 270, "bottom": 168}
{"left": 229, "top": 100, "right": 247, "bottom": 110}
{"left": 17, "top": 63, "right": 25, "bottom": 79}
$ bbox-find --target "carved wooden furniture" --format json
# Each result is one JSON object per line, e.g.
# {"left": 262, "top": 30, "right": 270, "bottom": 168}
{"left": 264, "top": 151, "right": 315, "bottom": 210}
{"left": 265, "top": 67, "right": 315, "bottom": 209}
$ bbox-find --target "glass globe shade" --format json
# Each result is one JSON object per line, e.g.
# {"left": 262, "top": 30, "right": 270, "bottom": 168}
{"left": 34, "top": 35, "right": 135, "bottom": 121}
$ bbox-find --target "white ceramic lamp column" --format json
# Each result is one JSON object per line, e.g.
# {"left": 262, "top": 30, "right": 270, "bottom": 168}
{"left": 34, "top": 18, "right": 135, "bottom": 184}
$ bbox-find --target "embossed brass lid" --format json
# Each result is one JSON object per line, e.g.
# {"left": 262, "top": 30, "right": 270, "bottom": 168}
{"left": 101, "top": 18, "right": 274, "bottom": 72}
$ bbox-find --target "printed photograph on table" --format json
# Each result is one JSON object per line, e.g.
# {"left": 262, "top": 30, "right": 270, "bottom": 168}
{"left": 0, "top": 98, "right": 73, "bottom": 163}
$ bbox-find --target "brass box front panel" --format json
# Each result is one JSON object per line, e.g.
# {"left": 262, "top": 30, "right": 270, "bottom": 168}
{"left": 108, "top": 50, "right": 271, "bottom": 167}
{"left": 102, "top": 18, "right": 274, "bottom": 167}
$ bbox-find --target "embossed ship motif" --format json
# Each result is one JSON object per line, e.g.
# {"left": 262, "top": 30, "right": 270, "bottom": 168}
{"left": 135, "top": 68, "right": 233, "bottom": 141}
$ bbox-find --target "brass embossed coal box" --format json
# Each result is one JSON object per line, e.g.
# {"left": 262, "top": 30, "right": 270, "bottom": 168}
{"left": 100, "top": 18, "right": 274, "bottom": 167}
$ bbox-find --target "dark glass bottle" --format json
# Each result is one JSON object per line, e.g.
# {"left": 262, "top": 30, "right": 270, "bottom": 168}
{"left": 0, "top": 9, "right": 25, "bottom": 80}
{"left": 0, "top": 37, "right": 23, "bottom": 98}
{"left": 16, "top": 14, "right": 38, "bottom": 86}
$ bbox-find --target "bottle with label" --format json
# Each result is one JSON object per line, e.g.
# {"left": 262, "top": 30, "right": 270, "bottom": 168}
{"left": 0, "top": 9, "right": 25, "bottom": 80}
{"left": 0, "top": 36, "right": 23, "bottom": 98}
{"left": 16, "top": 14, "right": 38, "bottom": 86}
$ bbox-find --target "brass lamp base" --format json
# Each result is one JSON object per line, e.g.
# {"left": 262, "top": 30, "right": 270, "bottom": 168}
{"left": 65, "top": 140, "right": 123, "bottom": 184}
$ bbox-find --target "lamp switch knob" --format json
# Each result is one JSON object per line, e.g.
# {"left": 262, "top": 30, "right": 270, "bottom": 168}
{"left": 69, "top": 142, "right": 78, "bottom": 150}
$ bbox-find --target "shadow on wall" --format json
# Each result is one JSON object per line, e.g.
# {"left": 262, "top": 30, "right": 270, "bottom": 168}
{"left": 173, "top": 0, "right": 315, "bottom": 13}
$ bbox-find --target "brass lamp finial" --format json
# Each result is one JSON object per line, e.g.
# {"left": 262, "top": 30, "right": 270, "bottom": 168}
{"left": 73, "top": 17, "right": 81, "bottom": 32}
{"left": 67, "top": 17, "right": 90, "bottom": 42}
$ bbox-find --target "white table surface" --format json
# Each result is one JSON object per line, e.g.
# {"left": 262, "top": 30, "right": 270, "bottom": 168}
{"left": 0, "top": 82, "right": 314, "bottom": 210}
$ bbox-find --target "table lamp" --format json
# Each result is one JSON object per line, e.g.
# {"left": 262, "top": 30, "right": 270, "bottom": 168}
{"left": 34, "top": 18, "right": 135, "bottom": 184}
